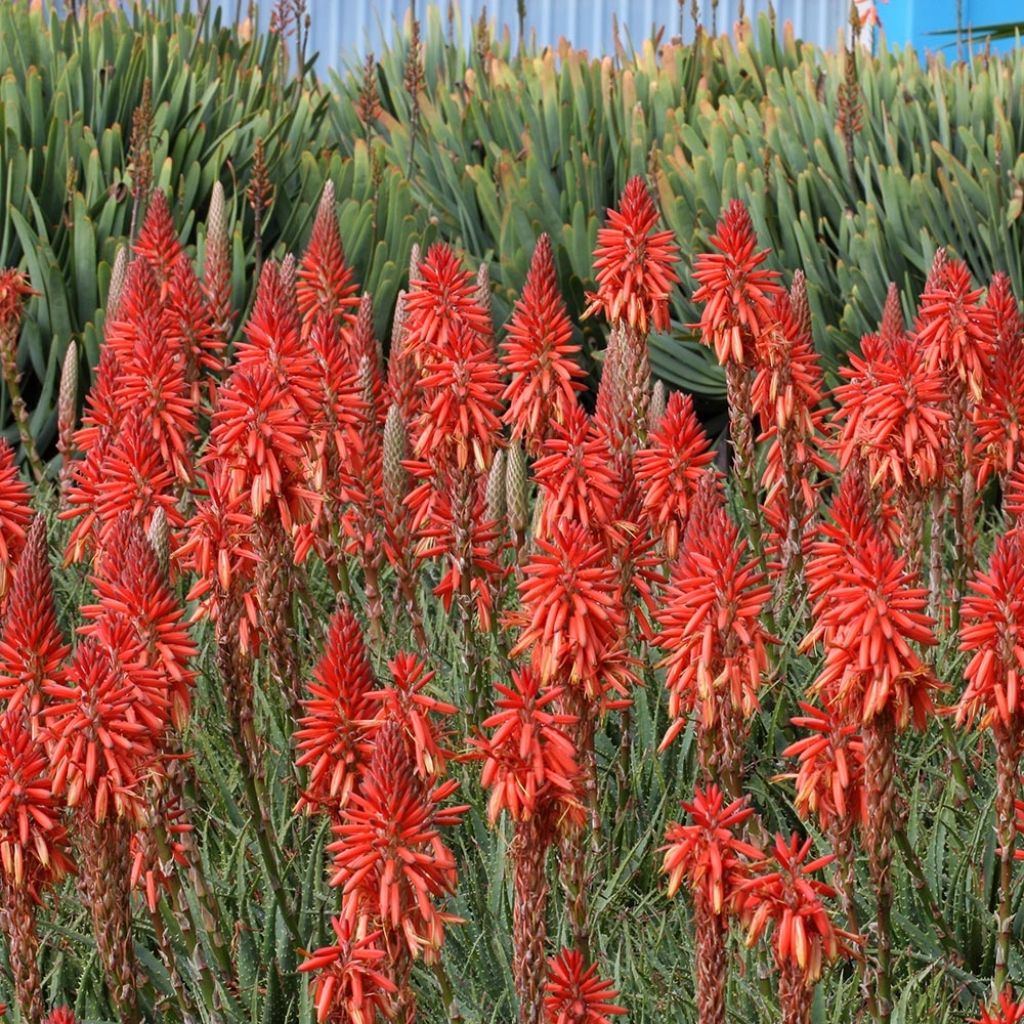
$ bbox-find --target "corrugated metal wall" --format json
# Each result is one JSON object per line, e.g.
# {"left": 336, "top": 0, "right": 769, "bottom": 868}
{"left": 240, "top": 1, "right": 850, "bottom": 72}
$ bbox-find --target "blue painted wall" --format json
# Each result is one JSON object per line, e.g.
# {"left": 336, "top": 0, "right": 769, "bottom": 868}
{"left": 882, "top": 0, "right": 1020, "bottom": 56}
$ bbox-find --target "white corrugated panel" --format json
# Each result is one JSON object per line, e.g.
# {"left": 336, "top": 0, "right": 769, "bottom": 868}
{"left": 247, "top": 0, "right": 850, "bottom": 71}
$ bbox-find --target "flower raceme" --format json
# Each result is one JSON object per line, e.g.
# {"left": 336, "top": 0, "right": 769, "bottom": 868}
{"left": 654, "top": 487, "right": 774, "bottom": 750}
{"left": 473, "top": 667, "right": 582, "bottom": 826}
{"left": 957, "top": 527, "right": 1024, "bottom": 730}
{"left": 584, "top": 175, "right": 680, "bottom": 335}
{"left": 661, "top": 785, "right": 761, "bottom": 912}
{"left": 0, "top": 709, "right": 75, "bottom": 891}
{"left": 736, "top": 833, "right": 853, "bottom": 985}
{"left": 328, "top": 720, "right": 468, "bottom": 963}
{"left": 293, "top": 606, "right": 377, "bottom": 814}
{"left": 543, "top": 949, "right": 626, "bottom": 1024}
{"left": 0, "top": 517, "right": 69, "bottom": 725}
{"left": 299, "top": 919, "right": 397, "bottom": 1024}
{"left": 502, "top": 233, "right": 585, "bottom": 453}
{"left": 509, "top": 520, "right": 627, "bottom": 698}
{"left": 634, "top": 391, "right": 716, "bottom": 558}
{"left": 0, "top": 438, "right": 32, "bottom": 602}
{"left": 691, "top": 199, "right": 782, "bottom": 366}
{"left": 973, "top": 990, "right": 1024, "bottom": 1024}
{"left": 781, "top": 703, "right": 868, "bottom": 833}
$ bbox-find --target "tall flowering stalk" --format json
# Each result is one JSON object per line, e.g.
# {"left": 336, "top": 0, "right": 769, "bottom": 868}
{"left": 692, "top": 200, "right": 782, "bottom": 545}
{"left": 654, "top": 474, "right": 774, "bottom": 794}
{"left": 502, "top": 233, "right": 585, "bottom": 454}
{"left": 956, "top": 525, "right": 1024, "bottom": 990}
{"left": 803, "top": 478, "right": 940, "bottom": 1022}
{"left": 0, "top": 710, "right": 75, "bottom": 1022}
{"left": 736, "top": 833, "right": 855, "bottom": 1024}
{"left": 473, "top": 668, "right": 583, "bottom": 1024}
{"left": 661, "top": 785, "right": 760, "bottom": 1024}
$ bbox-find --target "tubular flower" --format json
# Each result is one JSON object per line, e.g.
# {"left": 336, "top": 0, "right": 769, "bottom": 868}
{"left": 368, "top": 652, "right": 457, "bottom": 780}
{"left": 654, "top": 495, "right": 774, "bottom": 751}
{"left": 294, "top": 607, "right": 377, "bottom": 814}
{"left": 0, "top": 438, "right": 31, "bottom": 602}
{"left": 44, "top": 636, "right": 166, "bottom": 824}
{"left": 72, "top": 346, "right": 124, "bottom": 455}
{"left": 0, "top": 517, "right": 70, "bottom": 724}
{"left": 691, "top": 200, "right": 782, "bottom": 366}
{"left": 781, "top": 703, "right": 868, "bottom": 833}
{"left": 129, "top": 797, "right": 191, "bottom": 912}
{"left": 532, "top": 404, "right": 621, "bottom": 533}
{"left": 974, "top": 990, "right": 1024, "bottom": 1024}
{"left": 543, "top": 949, "right": 626, "bottom": 1024}
{"left": 0, "top": 709, "right": 75, "bottom": 890}
{"left": 402, "top": 243, "right": 492, "bottom": 361}
{"left": 915, "top": 254, "right": 995, "bottom": 401}
{"left": 133, "top": 191, "right": 184, "bottom": 290}
{"left": 80, "top": 517, "right": 197, "bottom": 729}
{"left": 296, "top": 181, "right": 360, "bottom": 335}
{"left": 502, "top": 233, "right": 585, "bottom": 452}
{"left": 509, "top": 520, "right": 626, "bottom": 697}
{"left": 975, "top": 272, "right": 1024, "bottom": 485}
{"left": 584, "top": 175, "right": 680, "bottom": 335}
{"left": 104, "top": 257, "right": 164, "bottom": 367}
{"left": 634, "top": 391, "right": 715, "bottom": 557}
{"left": 44, "top": 1010, "right": 78, "bottom": 1024}
{"left": 736, "top": 833, "right": 854, "bottom": 985}
{"left": 661, "top": 785, "right": 760, "bottom": 911}
{"left": 472, "top": 668, "right": 582, "bottom": 825}
{"left": 299, "top": 919, "right": 397, "bottom": 1024}
{"left": 957, "top": 527, "right": 1024, "bottom": 730}
{"left": 807, "top": 517, "right": 940, "bottom": 728}
{"left": 413, "top": 325, "right": 503, "bottom": 471}
{"left": 833, "top": 332, "right": 951, "bottom": 494}
{"left": 328, "top": 720, "right": 468, "bottom": 963}
{"left": 1008, "top": 455, "right": 1024, "bottom": 523}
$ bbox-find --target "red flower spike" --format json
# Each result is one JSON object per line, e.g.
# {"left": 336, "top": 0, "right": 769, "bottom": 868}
{"left": 584, "top": 175, "right": 680, "bottom": 335}
{"left": 634, "top": 391, "right": 716, "bottom": 557}
{"left": 781, "top": 703, "right": 868, "bottom": 833}
{"left": 957, "top": 527, "right": 1024, "bottom": 730}
{"left": 974, "top": 990, "right": 1024, "bottom": 1024}
{"left": 736, "top": 833, "right": 854, "bottom": 985}
{"left": 654, "top": 497, "right": 774, "bottom": 751}
{"left": 44, "top": 636, "right": 166, "bottom": 824}
{"left": 661, "top": 784, "right": 761, "bottom": 912}
{"left": 164, "top": 253, "right": 225, "bottom": 382}
{"left": 413, "top": 325, "right": 503, "bottom": 472}
{"left": 80, "top": 516, "right": 197, "bottom": 729}
{"left": 543, "top": 949, "right": 626, "bottom": 1024}
{"left": 0, "top": 438, "right": 31, "bottom": 602}
{"left": 369, "top": 651, "right": 457, "bottom": 780}
{"left": 296, "top": 181, "right": 360, "bottom": 336}
{"left": 298, "top": 918, "right": 397, "bottom": 1024}
{"left": 129, "top": 798, "right": 191, "bottom": 912}
{"left": 402, "top": 243, "right": 492, "bottom": 360}
{"left": 0, "top": 269, "right": 36, "bottom": 332}
{"left": 502, "top": 234, "right": 586, "bottom": 452}
{"left": 833, "top": 332, "right": 951, "bottom": 494}
{"left": 509, "top": 520, "right": 626, "bottom": 697}
{"left": 691, "top": 200, "right": 782, "bottom": 366}
{"left": 532, "top": 404, "right": 620, "bottom": 534}
{"left": 72, "top": 346, "right": 125, "bottom": 456}
{"left": 975, "top": 272, "right": 1024, "bottom": 485}
{"left": 1008, "top": 455, "right": 1024, "bottom": 523}
{"left": 293, "top": 607, "right": 377, "bottom": 814}
{"left": 104, "top": 258, "right": 164, "bottom": 367}
{"left": 915, "top": 255, "right": 995, "bottom": 401}
{"left": 328, "top": 720, "right": 468, "bottom": 963}
{"left": 0, "top": 517, "right": 70, "bottom": 724}
{"left": 472, "top": 667, "right": 582, "bottom": 826}
{"left": 133, "top": 191, "right": 184, "bottom": 290}
{"left": 0, "top": 709, "right": 75, "bottom": 891}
